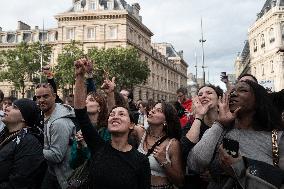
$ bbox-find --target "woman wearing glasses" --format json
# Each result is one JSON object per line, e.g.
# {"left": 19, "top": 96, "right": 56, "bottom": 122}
{"left": 0, "top": 99, "right": 45, "bottom": 189}
{"left": 136, "top": 102, "right": 184, "bottom": 189}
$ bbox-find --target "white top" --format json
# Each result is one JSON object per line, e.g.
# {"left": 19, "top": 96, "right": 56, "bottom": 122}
{"left": 138, "top": 131, "right": 173, "bottom": 177}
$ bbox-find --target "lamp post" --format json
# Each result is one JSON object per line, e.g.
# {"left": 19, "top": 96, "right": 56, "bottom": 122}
{"left": 199, "top": 18, "right": 206, "bottom": 85}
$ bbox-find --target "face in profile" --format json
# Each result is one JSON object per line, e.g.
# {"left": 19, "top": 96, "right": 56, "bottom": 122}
{"left": 86, "top": 95, "right": 101, "bottom": 114}
{"left": 108, "top": 107, "right": 133, "bottom": 134}
{"left": 229, "top": 82, "right": 256, "bottom": 113}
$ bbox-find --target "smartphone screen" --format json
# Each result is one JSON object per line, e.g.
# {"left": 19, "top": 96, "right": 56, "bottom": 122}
{"left": 223, "top": 138, "right": 239, "bottom": 158}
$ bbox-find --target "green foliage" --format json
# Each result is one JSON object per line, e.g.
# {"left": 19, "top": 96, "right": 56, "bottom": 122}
{"left": 0, "top": 42, "right": 52, "bottom": 97}
{"left": 54, "top": 40, "right": 84, "bottom": 89}
{"left": 87, "top": 47, "right": 150, "bottom": 89}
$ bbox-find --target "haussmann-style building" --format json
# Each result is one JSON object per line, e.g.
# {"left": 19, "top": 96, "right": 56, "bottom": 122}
{"left": 0, "top": 0, "right": 188, "bottom": 101}
{"left": 235, "top": 0, "right": 284, "bottom": 91}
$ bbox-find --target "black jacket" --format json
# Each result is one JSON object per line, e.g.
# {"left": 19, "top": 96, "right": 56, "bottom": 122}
{"left": 0, "top": 129, "right": 46, "bottom": 189}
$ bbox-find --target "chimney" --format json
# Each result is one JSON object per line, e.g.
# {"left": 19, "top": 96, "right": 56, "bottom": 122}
{"left": 17, "top": 21, "right": 31, "bottom": 30}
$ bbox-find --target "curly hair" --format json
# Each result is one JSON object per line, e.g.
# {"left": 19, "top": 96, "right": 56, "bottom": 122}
{"left": 242, "top": 80, "right": 282, "bottom": 131}
{"left": 87, "top": 92, "right": 108, "bottom": 128}
{"left": 160, "top": 102, "right": 181, "bottom": 140}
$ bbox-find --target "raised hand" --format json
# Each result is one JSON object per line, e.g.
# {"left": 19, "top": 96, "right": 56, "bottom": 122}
{"left": 217, "top": 93, "right": 241, "bottom": 127}
{"left": 101, "top": 70, "right": 116, "bottom": 94}
{"left": 74, "top": 58, "right": 92, "bottom": 77}
{"left": 192, "top": 96, "right": 212, "bottom": 119}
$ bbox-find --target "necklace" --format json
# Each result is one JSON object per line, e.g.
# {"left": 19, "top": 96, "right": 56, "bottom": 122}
{"left": 147, "top": 130, "right": 165, "bottom": 139}
{"left": 0, "top": 130, "right": 21, "bottom": 147}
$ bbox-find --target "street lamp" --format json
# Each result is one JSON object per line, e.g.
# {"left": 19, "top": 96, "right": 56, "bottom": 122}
{"left": 199, "top": 18, "right": 206, "bottom": 85}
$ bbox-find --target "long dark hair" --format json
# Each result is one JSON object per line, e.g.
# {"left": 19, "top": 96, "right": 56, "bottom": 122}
{"left": 160, "top": 102, "right": 181, "bottom": 140}
{"left": 87, "top": 92, "right": 108, "bottom": 127}
{"left": 243, "top": 80, "right": 282, "bottom": 131}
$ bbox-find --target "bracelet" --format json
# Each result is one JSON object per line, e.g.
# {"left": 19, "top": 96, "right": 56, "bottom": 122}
{"left": 195, "top": 117, "right": 203, "bottom": 123}
{"left": 159, "top": 159, "right": 171, "bottom": 167}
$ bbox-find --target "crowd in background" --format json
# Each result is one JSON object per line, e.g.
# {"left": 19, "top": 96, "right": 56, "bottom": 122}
{"left": 0, "top": 58, "right": 283, "bottom": 189}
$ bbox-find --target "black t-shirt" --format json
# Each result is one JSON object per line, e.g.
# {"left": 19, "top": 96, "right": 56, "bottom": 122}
{"left": 75, "top": 108, "right": 150, "bottom": 189}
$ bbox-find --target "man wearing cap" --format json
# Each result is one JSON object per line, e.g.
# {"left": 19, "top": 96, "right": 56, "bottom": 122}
{"left": 35, "top": 84, "right": 75, "bottom": 189}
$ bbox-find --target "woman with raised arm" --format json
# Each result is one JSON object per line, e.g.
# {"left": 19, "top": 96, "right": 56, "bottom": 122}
{"left": 187, "top": 80, "right": 284, "bottom": 189}
{"left": 181, "top": 84, "right": 223, "bottom": 189}
{"left": 73, "top": 58, "right": 150, "bottom": 189}
{"left": 135, "top": 102, "right": 184, "bottom": 188}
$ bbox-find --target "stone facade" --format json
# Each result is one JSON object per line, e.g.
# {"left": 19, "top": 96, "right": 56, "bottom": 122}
{"left": 235, "top": 0, "right": 284, "bottom": 91}
{"left": 0, "top": 0, "right": 188, "bottom": 101}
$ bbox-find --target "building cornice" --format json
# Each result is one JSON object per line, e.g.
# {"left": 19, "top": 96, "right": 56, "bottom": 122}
{"left": 249, "top": 6, "right": 284, "bottom": 34}
{"left": 55, "top": 10, "right": 153, "bottom": 37}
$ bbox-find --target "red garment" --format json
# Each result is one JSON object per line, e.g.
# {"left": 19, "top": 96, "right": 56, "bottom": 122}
{"left": 179, "top": 99, "right": 193, "bottom": 128}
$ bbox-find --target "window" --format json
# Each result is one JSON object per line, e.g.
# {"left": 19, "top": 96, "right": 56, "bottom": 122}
{"left": 269, "top": 28, "right": 275, "bottom": 43}
{"left": 271, "top": 60, "right": 274, "bottom": 73}
{"left": 48, "top": 33, "right": 55, "bottom": 42}
{"left": 262, "top": 64, "right": 265, "bottom": 76}
{"left": 89, "top": 1, "right": 97, "bottom": 10}
{"left": 107, "top": 1, "right": 114, "bottom": 10}
{"left": 74, "top": 2, "right": 81, "bottom": 11}
{"left": 108, "top": 26, "right": 117, "bottom": 39}
{"left": 254, "top": 66, "right": 256, "bottom": 76}
{"left": 87, "top": 27, "right": 95, "bottom": 39}
{"left": 260, "top": 34, "right": 265, "bottom": 48}
{"left": 253, "top": 39, "right": 257, "bottom": 52}
{"left": 66, "top": 28, "right": 75, "bottom": 40}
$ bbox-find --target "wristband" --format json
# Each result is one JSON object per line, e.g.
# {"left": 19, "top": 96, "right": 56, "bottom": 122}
{"left": 195, "top": 117, "right": 203, "bottom": 123}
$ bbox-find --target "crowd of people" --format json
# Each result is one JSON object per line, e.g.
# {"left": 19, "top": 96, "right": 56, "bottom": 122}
{"left": 0, "top": 58, "right": 283, "bottom": 189}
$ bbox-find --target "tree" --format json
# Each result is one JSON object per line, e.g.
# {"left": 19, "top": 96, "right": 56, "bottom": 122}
{"left": 0, "top": 42, "right": 52, "bottom": 98}
{"left": 87, "top": 47, "right": 150, "bottom": 90}
{"left": 54, "top": 40, "right": 84, "bottom": 94}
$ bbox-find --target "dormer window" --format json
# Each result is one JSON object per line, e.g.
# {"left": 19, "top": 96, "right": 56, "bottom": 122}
{"left": 89, "top": 0, "right": 97, "bottom": 10}
{"left": 107, "top": 1, "right": 114, "bottom": 10}
{"left": 74, "top": 2, "right": 81, "bottom": 11}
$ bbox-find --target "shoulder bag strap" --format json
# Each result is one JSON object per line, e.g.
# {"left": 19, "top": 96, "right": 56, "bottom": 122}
{"left": 146, "top": 135, "right": 168, "bottom": 157}
{"left": 272, "top": 129, "right": 279, "bottom": 167}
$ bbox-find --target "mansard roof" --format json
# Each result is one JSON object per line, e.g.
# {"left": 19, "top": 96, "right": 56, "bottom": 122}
{"left": 258, "top": 0, "right": 284, "bottom": 19}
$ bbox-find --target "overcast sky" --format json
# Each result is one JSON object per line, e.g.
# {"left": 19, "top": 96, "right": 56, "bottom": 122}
{"left": 0, "top": 0, "right": 266, "bottom": 88}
